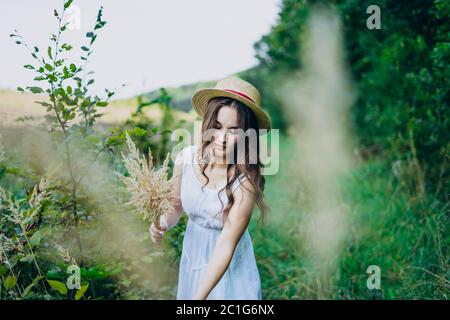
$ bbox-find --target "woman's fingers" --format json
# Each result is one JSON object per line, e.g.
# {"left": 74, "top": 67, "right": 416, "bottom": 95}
{"left": 150, "top": 223, "right": 165, "bottom": 244}
{"left": 151, "top": 233, "right": 162, "bottom": 244}
{"left": 152, "top": 222, "right": 166, "bottom": 233}
{"left": 151, "top": 235, "right": 161, "bottom": 244}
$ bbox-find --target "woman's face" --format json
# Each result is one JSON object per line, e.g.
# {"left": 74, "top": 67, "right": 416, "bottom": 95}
{"left": 211, "top": 105, "right": 241, "bottom": 160}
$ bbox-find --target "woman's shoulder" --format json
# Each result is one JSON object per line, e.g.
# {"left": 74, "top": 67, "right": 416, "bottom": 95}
{"left": 174, "top": 144, "right": 197, "bottom": 165}
{"left": 232, "top": 173, "right": 250, "bottom": 192}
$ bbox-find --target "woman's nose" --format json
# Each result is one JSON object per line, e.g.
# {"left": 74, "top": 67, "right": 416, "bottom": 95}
{"left": 217, "top": 129, "right": 227, "bottom": 143}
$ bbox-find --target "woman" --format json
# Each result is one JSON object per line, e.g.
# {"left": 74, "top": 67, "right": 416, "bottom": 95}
{"left": 150, "top": 76, "right": 271, "bottom": 300}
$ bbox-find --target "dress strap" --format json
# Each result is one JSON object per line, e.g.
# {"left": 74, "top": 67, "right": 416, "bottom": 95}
{"left": 231, "top": 174, "right": 248, "bottom": 192}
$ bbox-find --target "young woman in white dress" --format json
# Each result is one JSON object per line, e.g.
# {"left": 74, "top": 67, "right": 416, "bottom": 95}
{"left": 150, "top": 77, "right": 272, "bottom": 300}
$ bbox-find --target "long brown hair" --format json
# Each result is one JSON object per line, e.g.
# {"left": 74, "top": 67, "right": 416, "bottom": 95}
{"left": 198, "top": 97, "right": 269, "bottom": 226}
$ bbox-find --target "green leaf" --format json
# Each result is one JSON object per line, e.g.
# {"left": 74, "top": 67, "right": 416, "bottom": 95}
{"left": 62, "top": 43, "right": 72, "bottom": 51}
{"left": 131, "top": 127, "right": 147, "bottom": 137}
{"left": 22, "top": 275, "right": 44, "bottom": 298}
{"left": 75, "top": 283, "right": 89, "bottom": 300}
{"left": 151, "top": 127, "right": 159, "bottom": 134}
{"left": 81, "top": 46, "right": 89, "bottom": 52}
{"left": 48, "top": 74, "right": 57, "bottom": 83}
{"left": 47, "top": 268, "right": 62, "bottom": 279}
{"left": 86, "top": 32, "right": 94, "bottom": 38}
{"left": 56, "top": 101, "right": 65, "bottom": 112}
{"left": 87, "top": 79, "right": 94, "bottom": 86}
{"left": 35, "top": 101, "right": 52, "bottom": 108}
{"left": 94, "top": 6, "right": 106, "bottom": 31}
{"left": 47, "top": 46, "right": 52, "bottom": 59}
{"left": 62, "top": 108, "right": 75, "bottom": 121}
{"left": 64, "top": 0, "right": 73, "bottom": 9}
{"left": 27, "top": 86, "right": 43, "bottom": 94}
{"left": 0, "top": 266, "right": 8, "bottom": 277}
{"left": 96, "top": 101, "right": 108, "bottom": 107}
{"left": 63, "top": 66, "right": 70, "bottom": 78}
{"left": 55, "top": 87, "right": 66, "bottom": 97}
{"left": 80, "top": 266, "right": 108, "bottom": 280}
{"left": 5, "top": 275, "right": 17, "bottom": 290}
{"left": 160, "top": 129, "right": 172, "bottom": 135}
{"left": 24, "top": 64, "right": 34, "bottom": 70}
{"left": 64, "top": 96, "right": 78, "bottom": 106}
{"left": 29, "top": 229, "right": 43, "bottom": 246}
{"left": 89, "top": 34, "right": 97, "bottom": 45}
{"left": 47, "top": 279, "right": 67, "bottom": 295}
{"left": 69, "top": 63, "right": 77, "bottom": 72}
{"left": 45, "top": 63, "right": 53, "bottom": 71}
{"left": 20, "top": 254, "right": 35, "bottom": 263}
{"left": 17, "top": 87, "right": 24, "bottom": 92}
{"left": 81, "top": 97, "right": 91, "bottom": 108}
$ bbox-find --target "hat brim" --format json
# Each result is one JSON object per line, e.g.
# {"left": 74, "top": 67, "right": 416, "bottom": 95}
{"left": 191, "top": 88, "right": 272, "bottom": 134}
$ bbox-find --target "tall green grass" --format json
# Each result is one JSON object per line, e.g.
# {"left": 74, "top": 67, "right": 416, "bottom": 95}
{"left": 246, "top": 135, "right": 448, "bottom": 299}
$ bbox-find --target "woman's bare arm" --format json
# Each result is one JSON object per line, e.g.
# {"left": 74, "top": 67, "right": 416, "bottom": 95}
{"left": 193, "top": 179, "right": 256, "bottom": 300}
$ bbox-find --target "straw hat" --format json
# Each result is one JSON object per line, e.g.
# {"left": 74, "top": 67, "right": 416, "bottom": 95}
{"left": 191, "top": 76, "right": 272, "bottom": 132}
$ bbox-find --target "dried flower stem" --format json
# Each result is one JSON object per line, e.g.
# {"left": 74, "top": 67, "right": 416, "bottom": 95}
{"left": 116, "top": 131, "right": 175, "bottom": 228}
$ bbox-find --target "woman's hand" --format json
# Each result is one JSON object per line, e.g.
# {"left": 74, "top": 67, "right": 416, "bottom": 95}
{"left": 149, "top": 148, "right": 184, "bottom": 245}
{"left": 149, "top": 219, "right": 168, "bottom": 244}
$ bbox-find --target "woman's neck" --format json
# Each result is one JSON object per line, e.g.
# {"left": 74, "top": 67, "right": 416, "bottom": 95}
{"left": 210, "top": 161, "right": 228, "bottom": 170}
{"left": 207, "top": 161, "right": 236, "bottom": 180}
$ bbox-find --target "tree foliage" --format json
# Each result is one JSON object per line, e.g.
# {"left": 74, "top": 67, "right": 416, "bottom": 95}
{"left": 249, "top": 0, "right": 449, "bottom": 198}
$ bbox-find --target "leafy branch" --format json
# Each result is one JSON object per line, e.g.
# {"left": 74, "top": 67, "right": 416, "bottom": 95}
{"left": 9, "top": 0, "right": 113, "bottom": 260}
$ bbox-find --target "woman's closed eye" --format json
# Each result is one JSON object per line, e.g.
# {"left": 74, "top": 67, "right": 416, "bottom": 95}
{"left": 227, "top": 128, "right": 240, "bottom": 134}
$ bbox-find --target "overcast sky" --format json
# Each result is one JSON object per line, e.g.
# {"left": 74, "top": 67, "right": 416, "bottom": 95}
{"left": 0, "top": 0, "right": 281, "bottom": 99}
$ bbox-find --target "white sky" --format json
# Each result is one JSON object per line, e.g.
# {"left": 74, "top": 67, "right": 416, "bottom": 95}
{"left": 0, "top": 0, "right": 281, "bottom": 99}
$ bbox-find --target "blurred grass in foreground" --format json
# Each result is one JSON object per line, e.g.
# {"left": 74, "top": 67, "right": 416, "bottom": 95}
{"left": 246, "top": 135, "right": 448, "bottom": 299}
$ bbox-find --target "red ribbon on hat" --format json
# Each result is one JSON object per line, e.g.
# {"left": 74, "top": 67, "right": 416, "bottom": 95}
{"left": 223, "top": 89, "right": 255, "bottom": 104}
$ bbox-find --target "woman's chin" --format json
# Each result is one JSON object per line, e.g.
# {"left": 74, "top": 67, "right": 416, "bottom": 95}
{"left": 213, "top": 148, "right": 232, "bottom": 163}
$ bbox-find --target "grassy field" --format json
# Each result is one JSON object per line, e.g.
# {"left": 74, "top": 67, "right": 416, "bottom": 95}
{"left": 235, "top": 135, "right": 449, "bottom": 299}
{"left": 0, "top": 88, "right": 197, "bottom": 128}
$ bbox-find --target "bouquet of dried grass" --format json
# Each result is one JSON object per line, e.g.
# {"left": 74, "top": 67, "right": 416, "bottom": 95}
{"left": 116, "top": 131, "right": 175, "bottom": 228}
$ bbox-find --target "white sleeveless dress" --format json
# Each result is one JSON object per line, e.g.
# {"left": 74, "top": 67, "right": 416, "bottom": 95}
{"left": 176, "top": 144, "right": 262, "bottom": 300}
